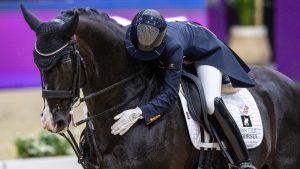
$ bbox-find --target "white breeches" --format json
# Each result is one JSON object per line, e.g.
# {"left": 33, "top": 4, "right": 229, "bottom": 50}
{"left": 194, "top": 63, "right": 222, "bottom": 115}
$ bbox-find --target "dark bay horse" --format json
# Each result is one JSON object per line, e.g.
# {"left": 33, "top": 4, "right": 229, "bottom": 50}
{"left": 21, "top": 6, "right": 300, "bottom": 169}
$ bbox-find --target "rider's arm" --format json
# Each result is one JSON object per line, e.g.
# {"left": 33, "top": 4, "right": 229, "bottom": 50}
{"left": 140, "top": 46, "right": 183, "bottom": 125}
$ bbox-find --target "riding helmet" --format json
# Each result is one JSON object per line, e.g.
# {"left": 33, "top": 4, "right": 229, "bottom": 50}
{"left": 125, "top": 9, "right": 167, "bottom": 61}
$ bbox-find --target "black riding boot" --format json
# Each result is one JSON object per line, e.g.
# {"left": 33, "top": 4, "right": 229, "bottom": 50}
{"left": 208, "top": 97, "right": 256, "bottom": 169}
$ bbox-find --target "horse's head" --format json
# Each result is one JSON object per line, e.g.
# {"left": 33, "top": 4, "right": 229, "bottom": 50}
{"left": 21, "top": 5, "right": 81, "bottom": 133}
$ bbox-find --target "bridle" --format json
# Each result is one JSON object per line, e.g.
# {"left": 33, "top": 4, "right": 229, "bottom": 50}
{"left": 39, "top": 40, "right": 82, "bottom": 106}
{"left": 36, "top": 38, "right": 147, "bottom": 169}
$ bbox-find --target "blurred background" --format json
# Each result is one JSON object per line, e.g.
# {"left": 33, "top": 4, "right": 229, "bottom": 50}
{"left": 0, "top": 0, "right": 299, "bottom": 167}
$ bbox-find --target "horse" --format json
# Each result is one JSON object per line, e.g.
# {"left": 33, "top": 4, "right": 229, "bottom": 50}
{"left": 21, "top": 5, "right": 300, "bottom": 169}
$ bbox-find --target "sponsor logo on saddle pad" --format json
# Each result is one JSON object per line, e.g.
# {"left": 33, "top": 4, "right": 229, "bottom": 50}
{"left": 179, "top": 86, "right": 263, "bottom": 150}
{"left": 241, "top": 115, "right": 252, "bottom": 127}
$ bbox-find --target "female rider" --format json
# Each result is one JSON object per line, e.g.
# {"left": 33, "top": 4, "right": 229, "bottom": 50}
{"left": 111, "top": 9, "right": 256, "bottom": 169}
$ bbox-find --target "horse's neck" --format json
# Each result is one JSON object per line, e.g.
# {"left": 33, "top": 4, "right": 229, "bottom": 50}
{"left": 77, "top": 18, "right": 127, "bottom": 80}
{"left": 76, "top": 18, "right": 143, "bottom": 114}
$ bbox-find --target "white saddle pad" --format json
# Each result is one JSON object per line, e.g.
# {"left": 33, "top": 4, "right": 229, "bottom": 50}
{"left": 179, "top": 85, "right": 263, "bottom": 150}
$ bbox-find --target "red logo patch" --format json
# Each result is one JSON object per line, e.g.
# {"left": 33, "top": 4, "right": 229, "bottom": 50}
{"left": 240, "top": 105, "right": 250, "bottom": 116}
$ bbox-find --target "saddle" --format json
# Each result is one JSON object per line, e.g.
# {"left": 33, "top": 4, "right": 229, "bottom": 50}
{"left": 180, "top": 67, "right": 233, "bottom": 134}
{"left": 180, "top": 68, "right": 263, "bottom": 151}
{"left": 181, "top": 66, "right": 232, "bottom": 125}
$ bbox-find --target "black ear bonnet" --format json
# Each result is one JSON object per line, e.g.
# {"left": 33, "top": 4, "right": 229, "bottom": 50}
{"left": 34, "top": 18, "right": 74, "bottom": 71}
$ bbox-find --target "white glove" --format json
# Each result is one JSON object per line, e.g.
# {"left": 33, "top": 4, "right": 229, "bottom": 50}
{"left": 111, "top": 107, "right": 143, "bottom": 135}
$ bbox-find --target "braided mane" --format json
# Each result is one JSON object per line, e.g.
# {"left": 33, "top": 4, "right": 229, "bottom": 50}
{"left": 60, "top": 8, "right": 127, "bottom": 39}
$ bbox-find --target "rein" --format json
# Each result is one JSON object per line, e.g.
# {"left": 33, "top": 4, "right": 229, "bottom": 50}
{"left": 61, "top": 76, "right": 146, "bottom": 169}
{"left": 75, "top": 66, "right": 147, "bottom": 125}
{"left": 69, "top": 65, "right": 146, "bottom": 169}
{"left": 79, "top": 67, "right": 146, "bottom": 102}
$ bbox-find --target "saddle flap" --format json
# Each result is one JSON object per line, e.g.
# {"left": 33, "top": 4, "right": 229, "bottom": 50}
{"left": 181, "top": 71, "right": 207, "bottom": 123}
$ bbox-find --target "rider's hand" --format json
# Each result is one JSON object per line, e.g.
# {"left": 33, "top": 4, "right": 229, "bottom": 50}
{"left": 111, "top": 107, "right": 143, "bottom": 135}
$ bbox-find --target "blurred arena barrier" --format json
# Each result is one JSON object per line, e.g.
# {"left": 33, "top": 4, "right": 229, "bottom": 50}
{"left": 0, "top": 156, "right": 82, "bottom": 169}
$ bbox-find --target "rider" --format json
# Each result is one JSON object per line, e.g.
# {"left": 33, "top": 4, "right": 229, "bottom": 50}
{"left": 111, "top": 9, "right": 256, "bottom": 169}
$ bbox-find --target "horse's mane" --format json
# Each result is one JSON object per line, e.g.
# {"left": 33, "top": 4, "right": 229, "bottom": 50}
{"left": 60, "top": 8, "right": 127, "bottom": 39}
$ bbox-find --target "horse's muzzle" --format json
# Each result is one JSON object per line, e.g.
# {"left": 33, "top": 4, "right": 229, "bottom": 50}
{"left": 41, "top": 109, "right": 70, "bottom": 133}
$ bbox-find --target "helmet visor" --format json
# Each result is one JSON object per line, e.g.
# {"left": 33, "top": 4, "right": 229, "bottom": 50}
{"left": 137, "top": 24, "right": 166, "bottom": 51}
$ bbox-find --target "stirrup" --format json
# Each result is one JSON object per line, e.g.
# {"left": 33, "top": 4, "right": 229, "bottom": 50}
{"left": 229, "top": 162, "right": 257, "bottom": 169}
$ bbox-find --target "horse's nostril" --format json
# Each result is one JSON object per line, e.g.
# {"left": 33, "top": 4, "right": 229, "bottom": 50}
{"left": 56, "top": 119, "right": 66, "bottom": 129}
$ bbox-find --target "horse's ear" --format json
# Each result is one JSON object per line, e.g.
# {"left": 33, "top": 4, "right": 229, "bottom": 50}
{"left": 20, "top": 4, "right": 42, "bottom": 31}
{"left": 60, "top": 12, "right": 79, "bottom": 39}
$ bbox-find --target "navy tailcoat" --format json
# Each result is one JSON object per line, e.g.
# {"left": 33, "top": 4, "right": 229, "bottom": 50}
{"left": 125, "top": 21, "right": 255, "bottom": 125}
